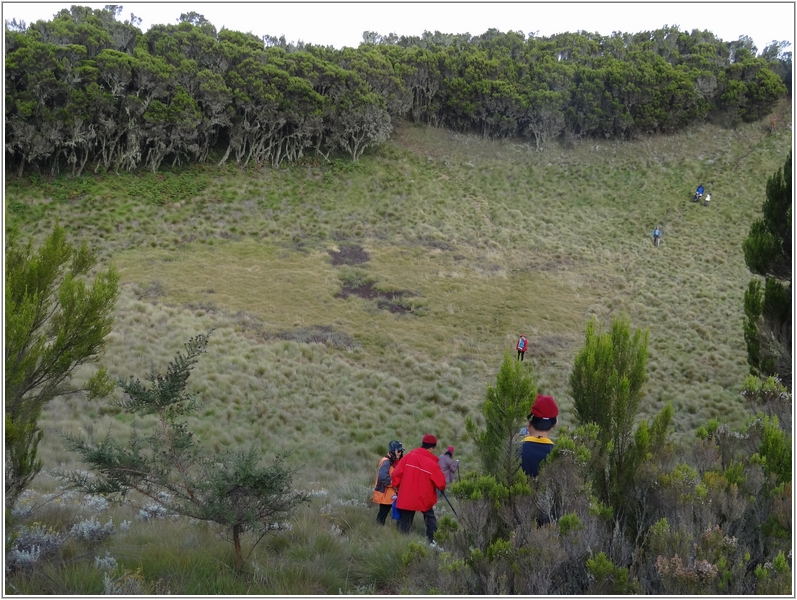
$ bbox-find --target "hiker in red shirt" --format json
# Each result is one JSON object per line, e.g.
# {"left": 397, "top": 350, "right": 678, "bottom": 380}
{"left": 391, "top": 434, "right": 447, "bottom": 544}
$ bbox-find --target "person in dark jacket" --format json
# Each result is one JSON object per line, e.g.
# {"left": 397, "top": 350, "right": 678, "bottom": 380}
{"left": 520, "top": 394, "right": 559, "bottom": 479}
{"left": 391, "top": 434, "right": 447, "bottom": 543}
{"left": 373, "top": 440, "right": 404, "bottom": 525}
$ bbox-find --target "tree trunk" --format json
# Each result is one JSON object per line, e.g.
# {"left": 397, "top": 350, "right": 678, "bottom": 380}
{"left": 233, "top": 523, "right": 243, "bottom": 569}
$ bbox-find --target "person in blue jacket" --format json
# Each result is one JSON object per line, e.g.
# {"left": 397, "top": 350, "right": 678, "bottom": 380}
{"left": 520, "top": 394, "right": 559, "bottom": 479}
{"left": 652, "top": 226, "right": 662, "bottom": 245}
{"left": 694, "top": 185, "right": 704, "bottom": 202}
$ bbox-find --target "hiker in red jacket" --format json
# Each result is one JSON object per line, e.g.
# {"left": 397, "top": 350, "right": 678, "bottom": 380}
{"left": 391, "top": 434, "right": 447, "bottom": 544}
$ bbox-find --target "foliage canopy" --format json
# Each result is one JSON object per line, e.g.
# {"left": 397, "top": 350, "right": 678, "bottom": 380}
{"left": 5, "top": 223, "right": 119, "bottom": 509}
{"left": 742, "top": 150, "right": 792, "bottom": 388}
{"left": 5, "top": 9, "right": 788, "bottom": 176}
{"left": 466, "top": 349, "right": 536, "bottom": 488}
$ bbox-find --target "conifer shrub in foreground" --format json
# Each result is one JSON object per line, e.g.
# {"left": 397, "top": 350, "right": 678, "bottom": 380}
{"left": 401, "top": 316, "right": 792, "bottom": 594}
{"left": 56, "top": 332, "right": 309, "bottom": 569}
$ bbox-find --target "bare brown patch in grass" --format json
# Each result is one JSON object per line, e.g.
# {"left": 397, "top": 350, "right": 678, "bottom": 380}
{"left": 376, "top": 299, "right": 413, "bottom": 315}
{"left": 335, "top": 280, "right": 417, "bottom": 315}
{"left": 328, "top": 244, "right": 370, "bottom": 265}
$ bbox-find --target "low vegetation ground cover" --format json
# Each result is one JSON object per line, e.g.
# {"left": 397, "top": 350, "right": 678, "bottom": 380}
{"left": 4, "top": 100, "right": 791, "bottom": 594}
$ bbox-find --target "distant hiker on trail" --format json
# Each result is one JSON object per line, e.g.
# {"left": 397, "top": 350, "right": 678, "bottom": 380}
{"left": 703, "top": 193, "right": 711, "bottom": 207}
{"left": 520, "top": 394, "right": 559, "bottom": 479}
{"left": 373, "top": 440, "right": 404, "bottom": 525}
{"left": 693, "top": 185, "right": 704, "bottom": 202}
{"left": 652, "top": 226, "right": 662, "bottom": 246}
{"left": 392, "top": 434, "right": 446, "bottom": 544}
{"left": 439, "top": 446, "right": 459, "bottom": 484}
{"left": 516, "top": 334, "right": 528, "bottom": 361}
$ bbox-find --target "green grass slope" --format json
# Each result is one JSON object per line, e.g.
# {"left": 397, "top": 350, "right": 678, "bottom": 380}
{"left": 6, "top": 102, "right": 791, "bottom": 499}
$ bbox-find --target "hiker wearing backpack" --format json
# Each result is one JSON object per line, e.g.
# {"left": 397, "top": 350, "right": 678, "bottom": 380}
{"left": 373, "top": 440, "right": 404, "bottom": 525}
{"left": 516, "top": 334, "right": 528, "bottom": 361}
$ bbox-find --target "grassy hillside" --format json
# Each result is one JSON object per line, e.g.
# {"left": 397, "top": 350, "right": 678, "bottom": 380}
{"left": 4, "top": 101, "right": 792, "bottom": 592}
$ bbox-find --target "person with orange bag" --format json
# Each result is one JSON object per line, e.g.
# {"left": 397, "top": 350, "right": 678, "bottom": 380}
{"left": 372, "top": 440, "right": 404, "bottom": 525}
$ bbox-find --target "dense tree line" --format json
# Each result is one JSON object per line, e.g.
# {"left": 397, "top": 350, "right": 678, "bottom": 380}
{"left": 5, "top": 6, "right": 790, "bottom": 175}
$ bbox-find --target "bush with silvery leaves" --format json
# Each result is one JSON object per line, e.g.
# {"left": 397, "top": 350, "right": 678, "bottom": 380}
{"left": 103, "top": 570, "right": 146, "bottom": 595}
{"left": 137, "top": 502, "right": 171, "bottom": 521}
{"left": 94, "top": 551, "right": 118, "bottom": 571}
{"left": 6, "top": 546, "right": 42, "bottom": 574}
{"left": 6, "top": 523, "right": 65, "bottom": 572}
{"left": 82, "top": 494, "right": 110, "bottom": 513}
{"left": 70, "top": 516, "right": 115, "bottom": 543}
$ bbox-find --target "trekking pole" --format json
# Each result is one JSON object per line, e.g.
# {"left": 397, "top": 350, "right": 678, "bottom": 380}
{"left": 440, "top": 490, "right": 458, "bottom": 518}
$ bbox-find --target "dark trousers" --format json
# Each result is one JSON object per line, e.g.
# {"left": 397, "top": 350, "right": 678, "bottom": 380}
{"left": 398, "top": 508, "right": 437, "bottom": 542}
{"left": 517, "top": 350, "right": 525, "bottom": 361}
{"left": 376, "top": 503, "right": 392, "bottom": 525}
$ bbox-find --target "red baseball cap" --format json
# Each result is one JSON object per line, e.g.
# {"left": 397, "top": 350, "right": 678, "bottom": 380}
{"left": 530, "top": 394, "right": 559, "bottom": 419}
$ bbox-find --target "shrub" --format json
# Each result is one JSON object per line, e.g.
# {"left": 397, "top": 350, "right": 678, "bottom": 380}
{"left": 5, "top": 224, "right": 119, "bottom": 510}
{"left": 466, "top": 349, "right": 536, "bottom": 489}
{"left": 59, "top": 333, "right": 309, "bottom": 569}
{"left": 569, "top": 314, "right": 674, "bottom": 538}
{"left": 6, "top": 522, "right": 65, "bottom": 573}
